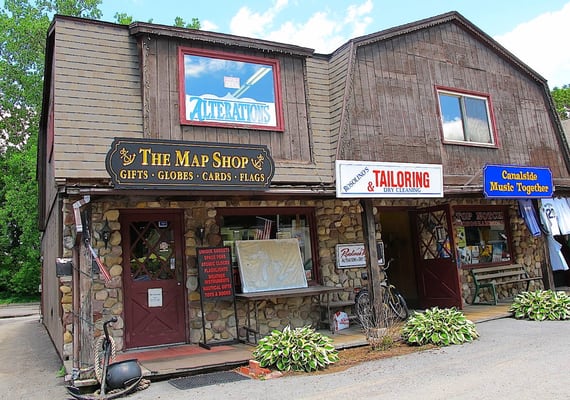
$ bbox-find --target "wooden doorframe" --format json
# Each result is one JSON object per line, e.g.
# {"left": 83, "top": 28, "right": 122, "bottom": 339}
{"left": 120, "top": 208, "right": 188, "bottom": 348}
{"left": 360, "top": 199, "right": 384, "bottom": 310}
{"left": 411, "top": 204, "right": 463, "bottom": 309}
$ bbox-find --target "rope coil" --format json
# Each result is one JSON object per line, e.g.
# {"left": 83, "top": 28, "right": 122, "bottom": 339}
{"left": 93, "top": 335, "right": 116, "bottom": 383}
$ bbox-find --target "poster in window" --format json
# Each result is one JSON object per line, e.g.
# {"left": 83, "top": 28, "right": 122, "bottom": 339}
{"left": 456, "top": 226, "right": 466, "bottom": 248}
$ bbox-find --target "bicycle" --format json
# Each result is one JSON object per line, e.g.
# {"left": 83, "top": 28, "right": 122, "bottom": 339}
{"left": 354, "top": 258, "right": 409, "bottom": 326}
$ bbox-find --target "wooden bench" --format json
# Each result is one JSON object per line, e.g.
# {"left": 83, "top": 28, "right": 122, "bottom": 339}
{"left": 470, "top": 264, "right": 542, "bottom": 305}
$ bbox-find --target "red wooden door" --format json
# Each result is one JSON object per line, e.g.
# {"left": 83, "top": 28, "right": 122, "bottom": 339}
{"left": 121, "top": 210, "right": 187, "bottom": 348}
{"left": 411, "top": 205, "right": 462, "bottom": 309}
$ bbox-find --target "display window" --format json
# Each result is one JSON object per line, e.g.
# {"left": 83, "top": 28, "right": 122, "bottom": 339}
{"left": 216, "top": 207, "right": 318, "bottom": 285}
{"left": 454, "top": 206, "right": 512, "bottom": 267}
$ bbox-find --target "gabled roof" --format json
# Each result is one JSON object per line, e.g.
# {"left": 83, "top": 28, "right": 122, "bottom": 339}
{"left": 329, "top": 11, "right": 570, "bottom": 173}
{"left": 331, "top": 11, "right": 546, "bottom": 84}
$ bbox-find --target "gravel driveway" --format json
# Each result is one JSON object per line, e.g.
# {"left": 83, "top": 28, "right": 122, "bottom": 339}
{"left": 126, "top": 317, "right": 570, "bottom": 400}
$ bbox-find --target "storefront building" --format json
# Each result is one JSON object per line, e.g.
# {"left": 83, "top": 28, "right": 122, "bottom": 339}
{"left": 38, "top": 12, "right": 570, "bottom": 368}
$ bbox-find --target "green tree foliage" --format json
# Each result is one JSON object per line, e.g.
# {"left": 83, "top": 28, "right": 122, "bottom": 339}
{"left": 0, "top": 140, "right": 40, "bottom": 296}
{"left": 114, "top": 12, "right": 133, "bottom": 25}
{"left": 0, "top": 0, "right": 103, "bottom": 299}
{"left": 551, "top": 84, "right": 570, "bottom": 120}
{"left": 0, "top": 0, "right": 200, "bottom": 299}
{"left": 174, "top": 16, "right": 200, "bottom": 29}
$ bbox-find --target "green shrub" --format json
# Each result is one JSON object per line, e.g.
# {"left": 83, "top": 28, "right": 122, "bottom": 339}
{"left": 252, "top": 325, "right": 339, "bottom": 372}
{"left": 401, "top": 307, "right": 479, "bottom": 346}
{"left": 510, "top": 290, "right": 570, "bottom": 321}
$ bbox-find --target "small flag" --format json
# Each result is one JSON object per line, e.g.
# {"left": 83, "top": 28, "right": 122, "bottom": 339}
{"left": 88, "top": 244, "right": 112, "bottom": 283}
{"left": 255, "top": 217, "right": 273, "bottom": 240}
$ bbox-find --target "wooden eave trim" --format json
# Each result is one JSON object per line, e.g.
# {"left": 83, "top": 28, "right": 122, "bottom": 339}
{"left": 129, "top": 23, "right": 315, "bottom": 57}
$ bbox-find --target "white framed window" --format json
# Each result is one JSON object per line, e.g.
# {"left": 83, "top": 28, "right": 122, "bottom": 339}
{"left": 437, "top": 88, "right": 496, "bottom": 146}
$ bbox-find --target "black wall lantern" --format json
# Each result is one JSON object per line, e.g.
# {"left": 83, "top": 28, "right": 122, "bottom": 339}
{"left": 99, "top": 219, "right": 112, "bottom": 249}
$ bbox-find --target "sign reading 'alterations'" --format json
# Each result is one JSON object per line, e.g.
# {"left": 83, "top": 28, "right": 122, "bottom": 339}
{"left": 105, "top": 138, "right": 275, "bottom": 190}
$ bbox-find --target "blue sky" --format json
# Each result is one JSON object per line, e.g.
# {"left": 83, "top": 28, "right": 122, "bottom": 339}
{"left": 99, "top": 0, "right": 570, "bottom": 88}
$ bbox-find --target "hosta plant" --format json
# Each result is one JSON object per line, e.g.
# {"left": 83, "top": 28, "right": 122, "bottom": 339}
{"left": 510, "top": 290, "right": 570, "bottom": 321}
{"left": 252, "top": 325, "right": 339, "bottom": 372}
{"left": 401, "top": 307, "right": 479, "bottom": 346}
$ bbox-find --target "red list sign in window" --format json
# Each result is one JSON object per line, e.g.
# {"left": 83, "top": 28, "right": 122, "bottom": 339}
{"left": 335, "top": 160, "right": 444, "bottom": 198}
{"left": 197, "top": 246, "right": 234, "bottom": 301}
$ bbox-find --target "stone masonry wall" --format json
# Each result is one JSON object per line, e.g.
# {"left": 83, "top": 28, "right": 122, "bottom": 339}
{"left": 61, "top": 196, "right": 545, "bottom": 350}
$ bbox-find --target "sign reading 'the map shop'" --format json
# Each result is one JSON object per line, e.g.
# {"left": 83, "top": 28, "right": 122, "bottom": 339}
{"left": 483, "top": 165, "right": 553, "bottom": 198}
{"left": 105, "top": 138, "right": 274, "bottom": 190}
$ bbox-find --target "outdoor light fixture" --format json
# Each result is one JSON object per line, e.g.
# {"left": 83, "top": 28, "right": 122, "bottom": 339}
{"left": 99, "top": 219, "right": 112, "bottom": 249}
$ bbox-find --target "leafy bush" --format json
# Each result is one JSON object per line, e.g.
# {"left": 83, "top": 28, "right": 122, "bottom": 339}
{"left": 401, "top": 307, "right": 479, "bottom": 346}
{"left": 510, "top": 290, "right": 570, "bottom": 321}
{"left": 252, "top": 325, "right": 339, "bottom": 372}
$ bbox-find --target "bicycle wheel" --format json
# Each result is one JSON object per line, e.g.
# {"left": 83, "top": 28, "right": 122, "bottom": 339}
{"left": 388, "top": 288, "right": 409, "bottom": 320}
{"left": 354, "top": 290, "right": 372, "bottom": 323}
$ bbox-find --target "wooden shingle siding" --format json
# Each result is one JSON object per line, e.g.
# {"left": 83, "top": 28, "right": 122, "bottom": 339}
{"left": 53, "top": 19, "right": 142, "bottom": 179}
{"left": 328, "top": 45, "right": 352, "bottom": 160}
{"left": 341, "top": 21, "right": 569, "bottom": 182}
{"left": 305, "top": 56, "right": 332, "bottom": 171}
{"left": 45, "top": 13, "right": 570, "bottom": 188}
{"left": 141, "top": 35, "right": 333, "bottom": 183}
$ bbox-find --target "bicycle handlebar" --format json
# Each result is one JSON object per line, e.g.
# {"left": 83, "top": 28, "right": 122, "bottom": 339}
{"left": 382, "top": 258, "right": 395, "bottom": 271}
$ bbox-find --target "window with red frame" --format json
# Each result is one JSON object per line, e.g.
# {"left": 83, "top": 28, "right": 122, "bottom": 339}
{"left": 217, "top": 207, "right": 318, "bottom": 286}
{"left": 437, "top": 88, "right": 496, "bottom": 146}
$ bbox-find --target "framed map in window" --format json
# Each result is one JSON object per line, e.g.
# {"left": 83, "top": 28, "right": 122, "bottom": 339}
{"left": 235, "top": 239, "right": 307, "bottom": 293}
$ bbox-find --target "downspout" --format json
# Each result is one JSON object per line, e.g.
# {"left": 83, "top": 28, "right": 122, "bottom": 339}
{"left": 71, "top": 195, "right": 90, "bottom": 375}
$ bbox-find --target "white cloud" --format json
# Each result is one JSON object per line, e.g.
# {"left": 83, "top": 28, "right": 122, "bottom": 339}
{"left": 345, "top": 0, "right": 373, "bottom": 37}
{"left": 494, "top": 2, "right": 570, "bottom": 88}
{"left": 266, "top": 12, "right": 345, "bottom": 53}
{"left": 229, "top": 0, "right": 289, "bottom": 38}
{"left": 201, "top": 20, "right": 218, "bottom": 32}
{"left": 229, "top": 0, "right": 374, "bottom": 53}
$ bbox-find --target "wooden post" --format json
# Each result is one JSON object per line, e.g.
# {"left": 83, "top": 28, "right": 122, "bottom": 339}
{"left": 360, "top": 199, "right": 384, "bottom": 320}
{"left": 541, "top": 239, "right": 555, "bottom": 290}
{"left": 71, "top": 236, "right": 81, "bottom": 372}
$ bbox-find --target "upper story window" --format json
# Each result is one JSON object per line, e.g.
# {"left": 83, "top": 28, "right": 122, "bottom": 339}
{"left": 437, "top": 88, "right": 496, "bottom": 147}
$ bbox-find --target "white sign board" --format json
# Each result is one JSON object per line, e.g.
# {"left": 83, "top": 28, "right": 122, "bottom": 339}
{"left": 148, "top": 288, "right": 163, "bottom": 307}
{"left": 336, "top": 243, "right": 367, "bottom": 268}
{"left": 336, "top": 242, "right": 385, "bottom": 268}
{"left": 336, "top": 160, "right": 444, "bottom": 198}
{"left": 235, "top": 239, "right": 308, "bottom": 293}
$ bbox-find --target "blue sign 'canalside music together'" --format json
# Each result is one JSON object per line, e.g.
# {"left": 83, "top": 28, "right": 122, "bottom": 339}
{"left": 483, "top": 165, "right": 553, "bottom": 198}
